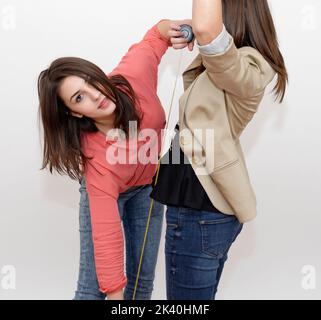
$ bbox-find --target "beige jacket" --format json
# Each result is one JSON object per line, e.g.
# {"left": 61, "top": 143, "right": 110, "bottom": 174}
{"left": 178, "top": 32, "right": 276, "bottom": 223}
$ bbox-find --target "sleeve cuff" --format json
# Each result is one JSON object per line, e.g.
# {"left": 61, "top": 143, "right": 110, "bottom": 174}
{"left": 196, "top": 24, "right": 230, "bottom": 55}
{"left": 101, "top": 277, "right": 127, "bottom": 295}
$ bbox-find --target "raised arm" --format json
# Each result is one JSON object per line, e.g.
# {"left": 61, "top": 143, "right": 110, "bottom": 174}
{"left": 192, "top": 0, "right": 223, "bottom": 45}
{"left": 109, "top": 20, "right": 172, "bottom": 93}
{"left": 110, "top": 19, "right": 194, "bottom": 93}
{"left": 190, "top": 0, "right": 275, "bottom": 139}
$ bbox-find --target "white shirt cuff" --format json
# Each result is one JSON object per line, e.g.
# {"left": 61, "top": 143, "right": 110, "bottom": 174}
{"left": 196, "top": 24, "right": 230, "bottom": 55}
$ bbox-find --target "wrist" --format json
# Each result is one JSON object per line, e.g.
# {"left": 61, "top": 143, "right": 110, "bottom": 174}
{"left": 156, "top": 19, "right": 172, "bottom": 41}
{"left": 107, "top": 288, "right": 124, "bottom": 300}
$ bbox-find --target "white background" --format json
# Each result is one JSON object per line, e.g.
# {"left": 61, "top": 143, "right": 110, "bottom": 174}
{"left": 0, "top": 0, "right": 320, "bottom": 299}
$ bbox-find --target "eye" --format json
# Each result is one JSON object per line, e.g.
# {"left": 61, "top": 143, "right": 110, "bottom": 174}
{"left": 75, "top": 94, "right": 83, "bottom": 103}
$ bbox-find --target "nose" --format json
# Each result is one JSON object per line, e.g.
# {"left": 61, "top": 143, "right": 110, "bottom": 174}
{"left": 92, "top": 88, "right": 101, "bottom": 101}
{"left": 87, "top": 84, "right": 101, "bottom": 101}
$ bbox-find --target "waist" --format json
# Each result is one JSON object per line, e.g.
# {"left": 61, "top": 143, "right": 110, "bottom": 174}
{"left": 121, "top": 184, "right": 150, "bottom": 195}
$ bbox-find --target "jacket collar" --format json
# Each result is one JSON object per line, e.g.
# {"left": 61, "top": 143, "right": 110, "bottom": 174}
{"left": 182, "top": 54, "right": 204, "bottom": 90}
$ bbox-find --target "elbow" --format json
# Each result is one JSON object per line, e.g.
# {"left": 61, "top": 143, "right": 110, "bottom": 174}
{"left": 193, "top": 25, "right": 224, "bottom": 46}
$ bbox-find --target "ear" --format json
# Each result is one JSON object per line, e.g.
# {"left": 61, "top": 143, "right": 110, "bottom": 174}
{"left": 70, "top": 111, "right": 84, "bottom": 118}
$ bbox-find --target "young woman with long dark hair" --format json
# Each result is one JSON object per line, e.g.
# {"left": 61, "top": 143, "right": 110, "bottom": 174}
{"left": 37, "top": 19, "right": 193, "bottom": 300}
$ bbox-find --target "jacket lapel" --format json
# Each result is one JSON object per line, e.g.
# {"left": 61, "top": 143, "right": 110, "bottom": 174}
{"left": 182, "top": 54, "right": 203, "bottom": 91}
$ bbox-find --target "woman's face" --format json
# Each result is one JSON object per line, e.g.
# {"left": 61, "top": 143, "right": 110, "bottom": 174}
{"left": 58, "top": 75, "right": 116, "bottom": 120}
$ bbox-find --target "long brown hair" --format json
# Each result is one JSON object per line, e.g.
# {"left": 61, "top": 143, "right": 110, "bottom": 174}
{"left": 37, "top": 57, "right": 142, "bottom": 181}
{"left": 197, "top": 0, "right": 288, "bottom": 103}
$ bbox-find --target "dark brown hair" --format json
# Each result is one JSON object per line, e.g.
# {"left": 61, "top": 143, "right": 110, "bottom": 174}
{"left": 37, "top": 57, "right": 142, "bottom": 181}
{"left": 197, "top": 0, "right": 288, "bottom": 102}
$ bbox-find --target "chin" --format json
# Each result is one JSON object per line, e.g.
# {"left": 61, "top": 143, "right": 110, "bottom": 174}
{"left": 107, "top": 104, "right": 116, "bottom": 114}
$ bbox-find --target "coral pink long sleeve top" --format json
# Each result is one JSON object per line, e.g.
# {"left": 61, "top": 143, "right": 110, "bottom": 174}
{"left": 81, "top": 22, "right": 170, "bottom": 294}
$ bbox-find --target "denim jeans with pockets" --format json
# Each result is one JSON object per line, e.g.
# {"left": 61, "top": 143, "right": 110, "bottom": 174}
{"left": 165, "top": 206, "right": 243, "bottom": 300}
{"left": 74, "top": 176, "right": 164, "bottom": 300}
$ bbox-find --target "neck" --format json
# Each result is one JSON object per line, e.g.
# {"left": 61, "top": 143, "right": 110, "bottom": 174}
{"left": 94, "top": 115, "right": 116, "bottom": 136}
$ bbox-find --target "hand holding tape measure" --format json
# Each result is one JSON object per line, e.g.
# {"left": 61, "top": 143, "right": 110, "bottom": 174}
{"left": 169, "top": 21, "right": 195, "bottom": 51}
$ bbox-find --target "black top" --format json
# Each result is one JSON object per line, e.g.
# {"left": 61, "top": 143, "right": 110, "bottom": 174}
{"left": 150, "top": 124, "right": 223, "bottom": 213}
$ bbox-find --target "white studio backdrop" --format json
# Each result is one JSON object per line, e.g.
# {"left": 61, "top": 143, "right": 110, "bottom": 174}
{"left": 0, "top": 0, "right": 320, "bottom": 300}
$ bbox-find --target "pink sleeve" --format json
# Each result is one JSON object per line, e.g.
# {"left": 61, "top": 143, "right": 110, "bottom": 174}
{"left": 110, "top": 20, "right": 171, "bottom": 92}
{"left": 85, "top": 166, "right": 127, "bottom": 294}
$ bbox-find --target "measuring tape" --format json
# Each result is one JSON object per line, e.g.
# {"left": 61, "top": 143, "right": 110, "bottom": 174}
{"left": 132, "top": 24, "right": 194, "bottom": 300}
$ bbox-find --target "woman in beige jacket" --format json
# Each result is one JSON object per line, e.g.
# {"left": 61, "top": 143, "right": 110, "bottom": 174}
{"left": 151, "top": 0, "right": 288, "bottom": 300}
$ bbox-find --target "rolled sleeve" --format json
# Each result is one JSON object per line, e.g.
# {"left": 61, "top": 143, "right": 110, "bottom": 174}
{"left": 196, "top": 24, "right": 230, "bottom": 55}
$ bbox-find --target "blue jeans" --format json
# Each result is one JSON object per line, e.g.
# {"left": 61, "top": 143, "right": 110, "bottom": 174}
{"left": 74, "top": 177, "right": 164, "bottom": 300}
{"left": 165, "top": 206, "right": 243, "bottom": 300}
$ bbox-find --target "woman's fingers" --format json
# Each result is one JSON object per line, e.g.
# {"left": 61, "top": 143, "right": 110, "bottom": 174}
{"left": 171, "top": 36, "right": 189, "bottom": 45}
{"left": 172, "top": 43, "right": 188, "bottom": 50}
{"left": 170, "top": 23, "right": 181, "bottom": 31}
{"left": 171, "top": 39, "right": 188, "bottom": 50}
{"left": 168, "top": 30, "right": 183, "bottom": 38}
{"left": 169, "top": 20, "right": 195, "bottom": 51}
{"left": 187, "top": 39, "right": 195, "bottom": 51}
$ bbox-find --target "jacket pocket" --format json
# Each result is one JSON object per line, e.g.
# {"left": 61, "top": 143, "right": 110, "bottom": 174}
{"left": 211, "top": 156, "right": 257, "bottom": 223}
{"left": 213, "top": 158, "right": 239, "bottom": 174}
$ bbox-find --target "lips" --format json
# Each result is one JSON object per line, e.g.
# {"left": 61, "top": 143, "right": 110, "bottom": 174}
{"left": 98, "top": 98, "right": 108, "bottom": 109}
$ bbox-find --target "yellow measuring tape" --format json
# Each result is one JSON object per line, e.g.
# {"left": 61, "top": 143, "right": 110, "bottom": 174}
{"left": 132, "top": 50, "right": 184, "bottom": 300}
